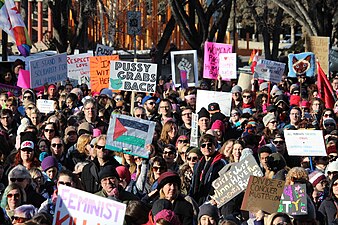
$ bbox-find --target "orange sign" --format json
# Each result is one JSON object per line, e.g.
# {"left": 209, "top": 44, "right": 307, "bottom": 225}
{"left": 90, "top": 55, "right": 119, "bottom": 93}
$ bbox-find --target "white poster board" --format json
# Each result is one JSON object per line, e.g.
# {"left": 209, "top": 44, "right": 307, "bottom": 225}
{"left": 37, "top": 99, "right": 55, "bottom": 114}
{"left": 218, "top": 53, "right": 237, "bottom": 79}
{"left": 67, "top": 53, "right": 92, "bottom": 88}
{"left": 284, "top": 130, "right": 327, "bottom": 156}
{"left": 254, "top": 59, "right": 285, "bottom": 83}
{"left": 110, "top": 61, "right": 157, "bottom": 93}
{"left": 30, "top": 53, "right": 67, "bottom": 88}
{"left": 190, "top": 113, "right": 199, "bottom": 147}
{"left": 95, "top": 44, "right": 115, "bottom": 56}
{"left": 53, "top": 185, "right": 126, "bottom": 225}
{"left": 196, "top": 90, "right": 232, "bottom": 116}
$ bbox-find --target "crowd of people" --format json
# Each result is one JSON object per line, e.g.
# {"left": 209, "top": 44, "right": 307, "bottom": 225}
{"left": 0, "top": 58, "right": 338, "bottom": 225}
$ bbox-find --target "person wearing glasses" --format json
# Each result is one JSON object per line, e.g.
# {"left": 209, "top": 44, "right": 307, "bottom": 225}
{"left": 13, "top": 132, "right": 40, "bottom": 170}
{"left": 242, "top": 89, "right": 254, "bottom": 110}
{"left": 142, "top": 95, "right": 158, "bottom": 121}
{"left": 0, "top": 183, "right": 26, "bottom": 220}
{"left": 231, "top": 85, "right": 242, "bottom": 109}
{"left": 262, "top": 114, "right": 279, "bottom": 144}
{"left": 178, "top": 106, "right": 192, "bottom": 139}
{"left": 11, "top": 204, "right": 37, "bottom": 225}
{"left": 80, "top": 98, "right": 107, "bottom": 131}
{"left": 22, "top": 89, "right": 36, "bottom": 104}
{"left": 81, "top": 135, "right": 120, "bottom": 193}
{"left": 41, "top": 122, "right": 58, "bottom": 143}
{"left": 133, "top": 107, "right": 147, "bottom": 120}
{"left": 190, "top": 134, "right": 226, "bottom": 205}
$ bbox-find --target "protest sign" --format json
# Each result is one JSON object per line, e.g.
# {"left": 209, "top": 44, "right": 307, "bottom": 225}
{"left": 170, "top": 50, "right": 198, "bottom": 88}
{"left": 37, "top": 99, "right": 55, "bottom": 114}
{"left": 0, "top": 83, "right": 21, "bottom": 97}
{"left": 53, "top": 185, "right": 126, "bottom": 225}
{"left": 306, "top": 36, "right": 330, "bottom": 75}
{"left": 90, "top": 55, "right": 119, "bottom": 93}
{"left": 241, "top": 176, "right": 285, "bottom": 214}
{"left": 30, "top": 53, "right": 67, "bottom": 88}
{"left": 17, "top": 69, "right": 30, "bottom": 89}
{"left": 203, "top": 41, "right": 232, "bottom": 80}
{"left": 218, "top": 53, "right": 237, "bottom": 80}
{"left": 67, "top": 53, "right": 92, "bottom": 88}
{"left": 288, "top": 52, "right": 315, "bottom": 78}
{"left": 110, "top": 61, "right": 157, "bottom": 93}
{"left": 278, "top": 184, "right": 307, "bottom": 215}
{"left": 212, "top": 154, "right": 263, "bottom": 208}
{"left": 254, "top": 59, "right": 285, "bottom": 83}
{"left": 190, "top": 113, "right": 198, "bottom": 147}
{"left": 106, "top": 114, "right": 156, "bottom": 158}
{"left": 284, "top": 130, "right": 326, "bottom": 156}
{"left": 196, "top": 90, "right": 232, "bottom": 116}
{"left": 237, "top": 73, "right": 252, "bottom": 90}
{"left": 95, "top": 44, "right": 115, "bottom": 56}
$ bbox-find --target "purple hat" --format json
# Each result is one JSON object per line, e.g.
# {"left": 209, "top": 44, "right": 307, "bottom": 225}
{"left": 41, "top": 156, "right": 58, "bottom": 172}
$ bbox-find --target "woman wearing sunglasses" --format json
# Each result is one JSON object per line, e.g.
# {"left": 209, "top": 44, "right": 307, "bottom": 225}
{"left": 0, "top": 183, "right": 26, "bottom": 220}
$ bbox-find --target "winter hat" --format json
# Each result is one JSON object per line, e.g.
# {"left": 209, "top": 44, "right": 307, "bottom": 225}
{"left": 211, "top": 120, "right": 224, "bottom": 132}
{"left": 100, "top": 88, "right": 113, "bottom": 98}
{"left": 290, "top": 95, "right": 301, "bottom": 106}
{"left": 93, "top": 128, "right": 101, "bottom": 137}
{"left": 210, "top": 112, "right": 226, "bottom": 124}
{"left": 41, "top": 156, "right": 58, "bottom": 172}
{"left": 327, "top": 145, "right": 337, "bottom": 155}
{"left": 78, "top": 122, "right": 93, "bottom": 135}
{"left": 231, "top": 85, "right": 242, "bottom": 94}
{"left": 323, "top": 118, "right": 336, "bottom": 129}
{"left": 65, "top": 126, "right": 77, "bottom": 135}
{"left": 259, "top": 82, "right": 269, "bottom": 91}
{"left": 187, "top": 147, "right": 202, "bottom": 158}
{"left": 142, "top": 95, "right": 157, "bottom": 105}
{"left": 267, "top": 105, "right": 277, "bottom": 112}
{"left": 98, "top": 165, "right": 119, "bottom": 181}
{"left": 12, "top": 59, "right": 25, "bottom": 69}
{"left": 198, "top": 204, "right": 220, "bottom": 223}
{"left": 309, "top": 171, "right": 326, "bottom": 187}
{"left": 154, "top": 209, "right": 182, "bottom": 225}
{"left": 290, "top": 84, "right": 299, "bottom": 94}
{"left": 157, "top": 171, "right": 181, "bottom": 190}
{"left": 266, "top": 153, "right": 286, "bottom": 172}
{"left": 326, "top": 160, "right": 338, "bottom": 176}
{"left": 301, "top": 100, "right": 310, "bottom": 108}
{"left": 48, "top": 84, "right": 56, "bottom": 92}
{"left": 198, "top": 107, "right": 210, "bottom": 120}
{"left": 263, "top": 114, "right": 276, "bottom": 127}
{"left": 151, "top": 199, "right": 173, "bottom": 216}
{"left": 20, "top": 131, "right": 37, "bottom": 150}
{"left": 274, "top": 95, "right": 289, "bottom": 107}
{"left": 115, "top": 166, "right": 131, "bottom": 184}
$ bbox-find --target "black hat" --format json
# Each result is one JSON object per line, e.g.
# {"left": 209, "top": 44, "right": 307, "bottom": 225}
{"left": 12, "top": 59, "right": 25, "bottom": 69}
{"left": 211, "top": 112, "right": 226, "bottom": 124}
{"left": 20, "top": 131, "right": 37, "bottom": 150}
{"left": 198, "top": 107, "right": 210, "bottom": 120}
{"left": 266, "top": 153, "right": 286, "bottom": 172}
{"left": 98, "top": 165, "right": 119, "bottom": 181}
{"left": 151, "top": 199, "right": 173, "bottom": 216}
{"left": 208, "top": 103, "right": 220, "bottom": 113}
{"left": 267, "top": 105, "right": 277, "bottom": 112}
{"left": 198, "top": 204, "right": 220, "bottom": 223}
{"left": 258, "top": 146, "right": 272, "bottom": 155}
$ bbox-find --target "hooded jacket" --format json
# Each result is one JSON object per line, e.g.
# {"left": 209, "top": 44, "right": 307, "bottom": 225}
{"left": 318, "top": 174, "right": 338, "bottom": 225}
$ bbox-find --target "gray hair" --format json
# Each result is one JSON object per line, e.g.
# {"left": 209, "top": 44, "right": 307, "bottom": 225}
{"left": 14, "top": 204, "right": 37, "bottom": 220}
{"left": 133, "top": 107, "right": 146, "bottom": 116}
{"left": 8, "top": 165, "right": 32, "bottom": 185}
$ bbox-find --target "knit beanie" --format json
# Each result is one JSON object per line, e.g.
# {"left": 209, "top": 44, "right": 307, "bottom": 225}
{"left": 231, "top": 85, "right": 242, "bottom": 93}
{"left": 327, "top": 145, "right": 337, "bottom": 155}
{"left": 115, "top": 166, "right": 131, "bottom": 184}
{"left": 41, "top": 156, "right": 58, "bottom": 172}
{"left": 263, "top": 114, "right": 276, "bottom": 127}
{"left": 323, "top": 118, "right": 336, "bottom": 129}
{"left": 154, "top": 209, "right": 182, "bottom": 225}
{"left": 157, "top": 171, "right": 181, "bottom": 190}
{"left": 151, "top": 199, "right": 173, "bottom": 217}
{"left": 198, "top": 107, "right": 210, "bottom": 120}
{"left": 266, "top": 153, "right": 286, "bottom": 172}
{"left": 211, "top": 120, "right": 224, "bottom": 132}
{"left": 98, "top": 165, "right": 119, "bottom": 181}
{"left": 290, "top": 95, "right": 301, "bottom": 106}
{"left": 309, "top": 171, "right": 326, "bottom": 187}
{"left": 198, "top": 204, "right": 220, "bottom": 223}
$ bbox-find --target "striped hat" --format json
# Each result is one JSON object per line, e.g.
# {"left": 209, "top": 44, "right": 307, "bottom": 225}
{"left": 309, "top": 171, "right": 326, "bottom": 187}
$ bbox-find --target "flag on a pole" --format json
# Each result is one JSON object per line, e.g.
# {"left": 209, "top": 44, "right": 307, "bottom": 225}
{"left": 0, "top": 0, "right": 31, "bottom": 56}
{"left": 248, "top": 49, "right": 256, "bottom": 65}
{"left": 106, "top": 114, "right": 156, "bottom": 158}
{"left": 250, "top": 51, "right": 259, "bottom": 74}
{"left": 317, "top": 60, "right": 335, "bottom": 109}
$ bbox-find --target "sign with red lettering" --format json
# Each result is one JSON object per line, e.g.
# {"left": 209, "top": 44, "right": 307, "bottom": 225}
{"left": 52, "top": 185, "right": 126, "bottom": 225}
{"left": 67, "top": 53, "right": 93, "bottom": 88}
{"left": 90, "top": 55, "right": 119, "bottom": 93}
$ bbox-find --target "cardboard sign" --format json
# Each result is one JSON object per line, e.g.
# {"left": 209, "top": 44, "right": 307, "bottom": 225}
{"left": 109, "top": 61, "right": 157, "bottom": 93}
{"left": 0, "top": 83, "right": 21, "bottom": 97}
{"left": 190, "top": 113, "right": 199, "bottom": 147}
{"left": 196, "top": 90, "right": 232, "bottom": 117}
{"left": 278, "top": 184, "right": 307, "bottom": 215}
{"left": 29, "top": 53, "right": 67, "bottom": 88}
{"left": 95, "top": 44, "right": 115, "bottom": 56}
{"left": 170, "top": 50, "right": 198, "bottom": 88}
{"left": 254, "top": 59, "right": 285, "bottom": 83}
{"left": 53, "top": 185, "right": 126, "bottom": 225}
{"left": 288, "top": 52, "right": 315, "bottom": 78}
{"left": 106, "top": 114, "right": 156, "bottom": 158}
{"left": 67, "top": 53, "right": 92, "bottom": 88}
{"left": 241, "top": 176, "right": 285, "bottom": 214}
{"left": 37, "top": 99, "right": 55, "bottom": 114}
{"left": 284, "top": 130, "right": 326, "bottom": 156}
{"left": 90, "top": 55, "right": 119, "bottom": 93}
{"left": 203, "top": 41, "right": 232, "bottom": 80}
{"left": 127, "top": 11, "right": 141, "bottom": 35}
{"left": 237, "top": 73, "right": 253, "bottom": 90}
{"left": 218, "top": 53, "right": 237, "bottom": 80}
{"left": 306, "top": 36, "right": 330, "bottom": 75}
{"left": 212, "top": 154, "right": 263, "bottom": 208}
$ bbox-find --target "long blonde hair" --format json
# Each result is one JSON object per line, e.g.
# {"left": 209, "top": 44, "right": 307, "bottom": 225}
{"left": 76, "top": 134, "right": 92, "bottom": 155}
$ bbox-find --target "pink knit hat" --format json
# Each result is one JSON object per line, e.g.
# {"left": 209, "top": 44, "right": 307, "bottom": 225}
{"left": 211, "top": 120, "right": 224, "bottom": 132}
{"left": 154, "top": 209, "right": 182, "bottom": 225}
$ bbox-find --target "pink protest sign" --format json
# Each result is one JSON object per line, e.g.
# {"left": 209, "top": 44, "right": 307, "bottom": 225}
{"left": 203, "top": 41, "right": 232, "bottom": 80}
{"left": 17, "top": 69, "right": 30, "bottom": 89}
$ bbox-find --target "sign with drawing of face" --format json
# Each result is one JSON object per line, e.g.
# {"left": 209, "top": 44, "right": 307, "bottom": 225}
{"left": 170, "top": 50, "right": 198, "bottom": 88}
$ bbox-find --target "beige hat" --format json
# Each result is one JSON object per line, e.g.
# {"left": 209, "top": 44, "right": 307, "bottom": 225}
{"left": 263, "top": 114, "right": 276, "bottom": 127}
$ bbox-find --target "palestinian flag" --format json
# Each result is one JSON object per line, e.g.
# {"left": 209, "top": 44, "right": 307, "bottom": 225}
{"left": 106, "top": 114, "right": 156, "bottom": 158}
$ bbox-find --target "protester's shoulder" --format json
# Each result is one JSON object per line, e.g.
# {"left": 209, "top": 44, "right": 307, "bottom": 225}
{"left": 119, "top": 189, "right": 139, "bottom": 201}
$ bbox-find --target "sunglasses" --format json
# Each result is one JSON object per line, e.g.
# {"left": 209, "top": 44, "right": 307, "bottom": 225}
{"left": 11, "top": 216, "right": 27, "bottom": 223}
{"left": 187, "top": 156, "right": 198, "bottom": 161}
{"left": 324, "top": 113, "right": 333, "bottom": 117}
{"left": 273, "top": 140, "right": 285, "bottom": 145}
{"left": 21, "top": 148, "right": 33, "bottom": 153}
{"left": 135, "top": 114, "right": 145, "bottom": 118}
{"left": 96, "top": 145, "right": 105, "bottom": 150}
{"left": 51, "top": 143, "right": 62, "bottom": 148}
{"left": 10, "top": 178, "right": 25, "bottom": 182}
{"left": 152, "top": 166, "right": 165, "bottom": 171}
{"left": 231, "top": 113, "right": 239, "bottom": 116}
{"left": 163, "top": 151, "right": 174, "bottom": 155}
{"left": 333, "top": 182, "right": 338, "bottom": 187}
{"left": 178, "top": 140, "right": 189, "bottom": 144}
{"left": 58, "top": 181, "right": 72, "bottom": 186}
{"left": 242, "top": 95, "right": 251, "bottom": 98}
{"left": 44, "top": 129, "right": 55, "bottom": 133}
{"left": 325, "top": 123, "right": 336, "bottom": 127}
{"left": 7, "top": 193, "right": 20, "bottom": 198}
{"left": 147, "top": 102, "right": 155, "bottom": 105}
{"left": 328, "top": 171, "right": 338, "bottom": 176}
{"left": 201, "top": 142, "right": 213, "bottom": 148}
{"left": 115, "top": 98, "right": 123, "bottom": 101}
{"left": 23, "top": 96, "right": 31, "bottom": 99}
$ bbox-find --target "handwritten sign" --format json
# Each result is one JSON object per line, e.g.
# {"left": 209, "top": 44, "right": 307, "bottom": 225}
{"left": 52, "top": 185, "right": 126, "bottom": 225}
{"left": 196, "top": 90, "right": 232, "bottom": 116}
{"left": 190, "top": 113, "right": 198, "bottom": 147}
{"left": 306, "top": 36, "right": 330, "bottom": 75}
{"left": 284, "top": 130, "right": 326, "bottom": 156}
{"left": 278, "top": 184, "right": 307, "bottom": 215}
{"left": 30, "top": 53, "right": 67, "bottom": 88}
{"left": 254, "top": 59, "right": 285, "bottom": 83}
{"left": 95, "top": 44, "right": 115, "bottom": 56}
{"left": 170, "top": 50, "right": 198, "bottom": 88}
{"left": 212, "top": 154, "right": 263, "bottom": 208}
{"left": 203, "top": 41, "right": 232, "bottom": 80}
{"left": 241, "top": 176, "right": 285, "bottom": 214}
{"left": 0, "top": 83, "right": 21, "bottom": 97}
{"left": 110, "top": 61, "right": 157, "bottom": 93}
{"left": 67, "top": 53, "right": 92, "bottom": 88}
{"left": 37, "top": 99, "right": 55, "bottom": 114}
{"left": 218, "top": 53, "right": 237, "bottom": 80}
{"left": 288, "top": 52, "right": 315, "bottom": 78}
{"left": 90, "top": 55, "right": 119, "bottom": 93}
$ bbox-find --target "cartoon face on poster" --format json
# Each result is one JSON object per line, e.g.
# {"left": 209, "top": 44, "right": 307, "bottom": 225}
{"left": 170, "top": 50, "right": 198, "bottom": 88}
{"left": 288, "top": 52, "right": 315, "bottom": 78}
